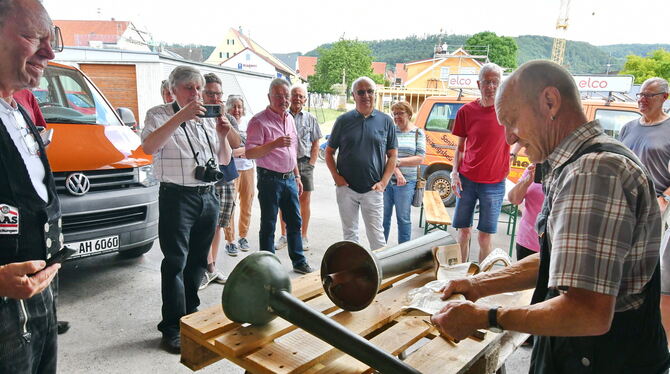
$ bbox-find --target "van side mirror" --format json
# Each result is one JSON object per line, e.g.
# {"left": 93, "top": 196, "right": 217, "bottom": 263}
{"left": 116, "top": 107, "right": 136, "bottom": 130}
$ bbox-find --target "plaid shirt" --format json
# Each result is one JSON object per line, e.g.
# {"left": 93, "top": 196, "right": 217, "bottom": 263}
{"left": 539, "top": 120, "right": 661, "bottom": 312}
{"left": 142, "top": 103, "right": 221, "bottom": 186}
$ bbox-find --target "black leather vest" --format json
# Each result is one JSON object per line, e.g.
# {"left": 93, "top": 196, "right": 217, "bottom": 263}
{"left": 0, "top": 103, "right": 61, "bottom": 266}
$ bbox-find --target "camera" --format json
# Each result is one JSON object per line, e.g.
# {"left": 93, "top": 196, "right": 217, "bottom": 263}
{"left": 194, "top": 158, "right": 223, "bottom": 182}
{"left": 197, "top": 104, "right": 222, "bottom": 118}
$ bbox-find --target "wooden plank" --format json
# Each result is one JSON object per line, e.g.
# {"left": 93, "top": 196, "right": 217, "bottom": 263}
{"left": 181, "top": 272, "right": 322, "bottom": 340}
{"left": 243, "top": 273, "right": 433, "bottom": 374}
{"left": 405, "top": 330, "right": 503, "bottom": 374}
{"left": 423, "top": 191, "right": 451, "bottom": 226}
{"left": 313, "top": 315, "right": 434, "bottom": 374}
{"left": 214, "top": 293, "right": 338, "bottom": 357}
{"left": 180, "top": 332, "right": 222, "bottom": 371}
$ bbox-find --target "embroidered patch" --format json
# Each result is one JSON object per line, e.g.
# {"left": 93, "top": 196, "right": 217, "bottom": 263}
{"left": 0, "top": 204, "right": 19, "bottom": 235}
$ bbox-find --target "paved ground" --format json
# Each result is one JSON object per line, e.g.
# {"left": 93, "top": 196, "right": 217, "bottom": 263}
{"left": 57, "top": 158, "right": 532, "bottom": 373}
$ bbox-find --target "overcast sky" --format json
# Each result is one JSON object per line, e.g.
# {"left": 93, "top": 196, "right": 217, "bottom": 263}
{"left": 44, "top": 0, "right": 665, "bottom": 54}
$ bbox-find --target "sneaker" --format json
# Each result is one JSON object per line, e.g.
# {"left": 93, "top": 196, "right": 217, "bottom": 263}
{"left": 199, "top": 271, "right": 216, "bottom": 290}
{"left": 293, "top": 263, "right": 315, "bottom": 274}
{"left": 238, "top": 237, "right": 250, "bottom": 251}
{"left": 210, "top": 271, "right": 228, "bottom": 285}
{"left": 57, "top": 321, "right": 70, "bottom": 335}
{"left": 302, "top": 237, "right": 310, "bottom": 251}
{"left": 226, "top": 243, "right": 239, "bottom": 257}
{"left": 275, "top": 235, "right": 288, "bottom": 250}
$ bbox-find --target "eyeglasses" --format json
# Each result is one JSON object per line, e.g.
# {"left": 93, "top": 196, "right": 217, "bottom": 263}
{"left": 392, "top": 111, "right": 406, "bottom": 117}
{"left": 271, "top": 94, "right": 290, "bottom": 100}
{"left": 204, "top": 91, "right": 224, "bottom": 98}
{"left": 10, "top": 112, "right": 39, "bottom": 156}
{"left": 636, "top": 92, "right": 667, "bottom": 99}
{"left": 480, "top": 80, "right": 500, "bottom": 87}
{"left": 356, "top": 89, "right": 375, "bottom": 96}
{"left": 50, "top": 26, "right": 63, "bottom": 53}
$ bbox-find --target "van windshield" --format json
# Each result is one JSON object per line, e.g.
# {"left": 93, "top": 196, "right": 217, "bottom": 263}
{"left": 33, "top": 65, "right": 123, "bottom": 126}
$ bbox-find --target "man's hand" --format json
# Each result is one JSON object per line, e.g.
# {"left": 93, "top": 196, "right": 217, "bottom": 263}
{"left": 216, "top": 114, "right": 231, "bottom": 136}
{"left": 177, "top": 100, "right": 205, "bottom": 123}
{"left": 333, "top": 174, "right": 349, "bottom": 187}
{"left": 440, "top": 277, "right": 482, "bottom": 302}
{"left": 431, "top": 300, "right": 488, "bottom": 341}
{"left": 371, "top": 180, "right": 387, "bottom": 192}
{"left": 297, "top": 178, "right": 304, "bottom": 196}
{"left": 0, "top": 261, "right": 60, "bottom": 299}
{"left": 450, "top": 171, "right": 462, "bottom": 198}
{"left": 271, "top": 135, "right": 292, "bottom": 149}
{"left": 396, "top": 172, "right": 407, "bottom": 186}
{"left": 658, "top": 195, "right": 668, "bottom": 214}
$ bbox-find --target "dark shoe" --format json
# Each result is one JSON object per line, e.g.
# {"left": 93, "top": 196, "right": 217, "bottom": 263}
{"left": 57, "top": 321, "right": 70, "bottom": 335}
{"left": 293, "top": 263, "right": 315, "bottom": 274}
{"left": 160, "top": 335, "right": 180, "bottom": 354}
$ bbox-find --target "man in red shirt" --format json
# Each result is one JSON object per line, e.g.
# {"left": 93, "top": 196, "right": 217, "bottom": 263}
{"left": 450, "top": 63, "right": 509, "bottom": 263}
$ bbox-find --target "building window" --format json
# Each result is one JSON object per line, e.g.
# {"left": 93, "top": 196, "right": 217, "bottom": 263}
{"left": 226, "top": 52, "right": 230, "bottom": 58}
{"left": 219, "top": 52, "right": 223, "bottom": 58}
{"left": 440, "top": 67, "right": 450, "bottom": 81}
{"left": 246, "top": 53, "right": 251, "bottom": 61}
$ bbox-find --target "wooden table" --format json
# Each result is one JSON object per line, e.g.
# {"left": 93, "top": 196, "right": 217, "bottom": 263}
{"left": 180, "top": 269, "right": 531, "bottom": 374}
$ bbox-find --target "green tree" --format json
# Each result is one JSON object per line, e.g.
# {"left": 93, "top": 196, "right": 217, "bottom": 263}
{"left": 308, "top": 40, "right": 384, "bottom": 94}
{"left": 620, "top": 49, "right": 670, "bottom": 83}
{"left": 465, "top": 31, "right": 518, "bottom": 69}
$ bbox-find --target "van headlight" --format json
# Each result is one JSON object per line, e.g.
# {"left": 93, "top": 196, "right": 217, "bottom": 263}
{"left": 138, "top": 165, "right": 157, "bottom": 187}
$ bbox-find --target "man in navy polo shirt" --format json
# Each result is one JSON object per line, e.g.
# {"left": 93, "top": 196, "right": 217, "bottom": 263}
{"left": 325, "top": 76, "right": 397, "bottom": 251}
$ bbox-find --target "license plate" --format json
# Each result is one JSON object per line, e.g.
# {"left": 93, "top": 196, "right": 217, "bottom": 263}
{"left": 67, "top": 235, "right": 120, "bottom": 258}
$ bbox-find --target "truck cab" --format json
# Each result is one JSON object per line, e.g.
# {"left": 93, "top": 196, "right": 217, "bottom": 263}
{"left": 34, "top": 62, "right": 158, "bottom": 259}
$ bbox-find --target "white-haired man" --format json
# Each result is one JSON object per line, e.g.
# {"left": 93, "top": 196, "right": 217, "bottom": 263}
{"left": 433, "top": 60, "right": 669, "bottom": 373}
{"left": 276, "top": 84, "right": 322, "bottom": 250}
{"left": 450, "top": 63, "right": 510, "bottom": 263}
{"left": 618, "top": 76, "right": 670, "bottom": 339}
{"left": 325, "top": 76, "right": 397, "bottom": 251}
{"left": 0, "top": 0, "right": 62, "bottom": 371}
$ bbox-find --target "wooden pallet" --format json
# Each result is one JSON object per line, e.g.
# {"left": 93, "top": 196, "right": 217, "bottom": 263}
{"left": 180, "top": 269, "right": 531, "bottom": 373}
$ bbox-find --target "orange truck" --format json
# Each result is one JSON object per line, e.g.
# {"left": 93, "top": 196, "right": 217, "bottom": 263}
{"left": 415, "top": 76, "right": 641, "bottom": 206}
{"left": 33, "top": 62, "right": 158, "bottom": 259}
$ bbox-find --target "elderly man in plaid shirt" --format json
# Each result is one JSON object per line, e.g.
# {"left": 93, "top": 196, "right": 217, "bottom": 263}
{"left": 433, "top": 60, "right": 669, "bottom": 373}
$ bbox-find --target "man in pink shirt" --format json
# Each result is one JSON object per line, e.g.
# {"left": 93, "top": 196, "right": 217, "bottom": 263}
{"left": 245, "top": 79, "right": 313, "bottom": 274}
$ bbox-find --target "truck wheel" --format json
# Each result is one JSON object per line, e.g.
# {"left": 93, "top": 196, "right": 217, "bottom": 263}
{"left": 118, "top": 243, "right": 153, "bottom": 258}
{"left": 426, "top": 170, "right": 456, "bottom": 207}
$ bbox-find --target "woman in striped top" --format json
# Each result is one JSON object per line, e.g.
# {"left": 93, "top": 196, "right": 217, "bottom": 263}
{"left": 383, "top": 101, "right": 426, "bottom": 244}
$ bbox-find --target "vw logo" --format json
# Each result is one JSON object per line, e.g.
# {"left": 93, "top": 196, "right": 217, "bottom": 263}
{"left": 65, "top": 173, "right": 91, "bottom": 196}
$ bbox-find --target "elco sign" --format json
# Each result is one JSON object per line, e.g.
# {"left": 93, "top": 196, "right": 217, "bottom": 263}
{"left": 572, "top": 75, "right": 634, "bottom": 93}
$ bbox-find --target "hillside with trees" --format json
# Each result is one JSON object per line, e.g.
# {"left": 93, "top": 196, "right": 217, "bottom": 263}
{"left": 305, "top": 34, "right": 669, "bottom": 74}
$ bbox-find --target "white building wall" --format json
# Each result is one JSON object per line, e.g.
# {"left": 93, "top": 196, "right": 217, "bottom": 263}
{"left": 221, "top": 51, "right": 276, "bottom": 77}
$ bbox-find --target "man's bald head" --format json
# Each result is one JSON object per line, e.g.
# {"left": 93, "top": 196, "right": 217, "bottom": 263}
{"left": 506, "top": 60, "right": 581, "bottom": 113}
{"left": 0, "top": 0, "right": 50, "bottom": 27}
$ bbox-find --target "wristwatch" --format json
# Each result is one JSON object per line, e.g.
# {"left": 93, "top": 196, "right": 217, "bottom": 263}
{"left": 488, "top": 306, "right": 503, "bottom": 333}
{"left": 395, "top": 159, "right": 401, "bottom": 167}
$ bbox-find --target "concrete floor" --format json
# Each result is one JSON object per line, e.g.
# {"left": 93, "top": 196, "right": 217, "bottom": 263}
{"left": 57, "top": 158, "right": 532, "bottom": 373}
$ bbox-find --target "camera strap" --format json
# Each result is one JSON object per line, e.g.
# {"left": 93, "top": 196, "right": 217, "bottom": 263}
{"left": 172, "top": 101, "right": 216, "bottom": 165}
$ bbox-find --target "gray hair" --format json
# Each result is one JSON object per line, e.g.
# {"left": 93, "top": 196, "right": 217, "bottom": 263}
{"left": 641, "top": 77, "right": 669, "bottom": 93}
{"left": 268, "top": 78, "right": 290, "bottom": 94}
{"left": 203, "top": 72, "right": 222, "bottom": 86}
{"left": 290, "top": 84, "right": 308, "bottom": 96}
{"left": 351, "top": 76, "right": 376, "bottom": 94}
{"left": 160, "top": 80, "right": 170, "bottom": 95}
{"left": 0, "top": 0, "right": 50, "bottom": 30}
{"left": 478, "top": 63, "right": 503, "bottom": 82}
{"left": 225, "top": 95, "right": 245, "bottom": 116}
{"left": 168, "top": 65, "right": 204, "bottom": 93}
{"left": 0, "top": 1, "right": 17, "bottom": 27}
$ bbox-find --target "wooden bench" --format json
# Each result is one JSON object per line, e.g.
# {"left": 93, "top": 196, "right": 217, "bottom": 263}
{"left": 422, "top": 190, "right": 452, "bottom": 234}
{"left": 180, "top": 268, "right": 531, "bottom": 374}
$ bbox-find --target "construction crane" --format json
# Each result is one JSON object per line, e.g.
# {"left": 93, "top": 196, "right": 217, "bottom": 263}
{"left": 551, "top": 0, "right": 571, "bottom": 65}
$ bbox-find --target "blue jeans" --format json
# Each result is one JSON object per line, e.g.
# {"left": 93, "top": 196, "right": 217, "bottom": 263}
{"left": 383, "top": 179, "right": 416, "bottom": 244}
{"left": 452, "top": 174, "right": 505, "bottom": 234}
{"left": 257, "top": 169, "right": 307, "bottom": 268}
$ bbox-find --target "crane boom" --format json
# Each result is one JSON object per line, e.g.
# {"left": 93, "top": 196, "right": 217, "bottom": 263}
{"left": 551, "top": 0, "right": 571, "bottom": 65}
